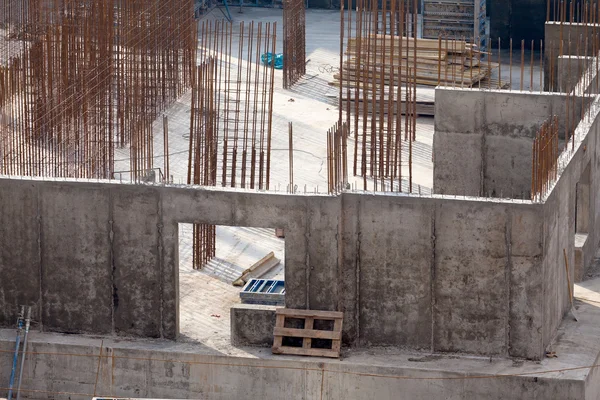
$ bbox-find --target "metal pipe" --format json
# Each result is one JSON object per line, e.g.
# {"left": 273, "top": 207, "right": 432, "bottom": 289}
{"left": 7, "top": 306, "right": 25, "bottom": 400}
{"left": 15, "top": 306, "right": 31, "bottom": 400}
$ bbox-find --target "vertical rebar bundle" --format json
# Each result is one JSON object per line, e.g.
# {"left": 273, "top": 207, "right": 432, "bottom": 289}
{"left": 0, "top": 0, "right": 196, "bottom": 179}
{"left": 282, "top": 0, "right": 306, "bottom": 89}
{"left": 189, "top": 20, "right": 277, "bottom": 269}
{"left": 327, "top": 121, "right": 348, "bottom": 194}
{"left": 198, "top": 20, "right": 276, "bottom": 190}
{"left": 531, "top": 116, "right": 560, "bottom": 200}
{"left": 188, "top": 57, "right": 217, "bottom": 269}
{"left": 340, "top": 0, "right": 418, "bottom": 192}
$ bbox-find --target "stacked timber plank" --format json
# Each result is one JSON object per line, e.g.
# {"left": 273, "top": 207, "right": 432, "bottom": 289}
{"left": 333, "top": 34, "right": 495, "bottom": 88}
{"left": 340, "top": 86, "right": 436, "bottom": 116}
{"left": 332, "top": 34, "right": 499, "bottom": 116}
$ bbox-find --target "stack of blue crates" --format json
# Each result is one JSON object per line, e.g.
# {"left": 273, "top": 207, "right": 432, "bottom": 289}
{"left": 240, "top": 279, "right": 285, "bottom": 306}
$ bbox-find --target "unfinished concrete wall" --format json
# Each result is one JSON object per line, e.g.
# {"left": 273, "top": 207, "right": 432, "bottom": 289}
{"left": 550, "top": 90, "right": 600, "bottom": 281}
{"left": 6, "top": 134, "right": 600, "bottom": 360}
{"left": 230, "top": 304, "right": 276, "bottom": 346}
{"left": 338, "top": 194, "right": 544, "bottom": 359}
{"left": 545, "top": 22, "right": 598, "bottom": 91}
{"left": 558, "top": 56, "right": 592, "bottom": 93}
{"left": 0, "top": 176, "right": 547, "bottom": 359}
{"left": 0, "top": 180, "right": 170, "bottom": 337}
{"left": 0, "top": 180, "right": 339, "bottom": 340}
{"left": 0, "top": 180, "right": 39, "bottom": 329}
{"left": 433, "top": 88, "right": 586, "bottom": 199}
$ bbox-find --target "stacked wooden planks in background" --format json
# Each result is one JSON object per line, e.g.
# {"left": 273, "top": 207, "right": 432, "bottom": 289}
{"left": 334, "top": 34, "right": 495, "bottom": 88}
{"left": 332, "top": 35, "right": 501, "bottom": 116}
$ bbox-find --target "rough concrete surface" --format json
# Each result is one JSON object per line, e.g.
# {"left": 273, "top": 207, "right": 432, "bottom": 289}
{"left": 433, "top": 88, "right": 588, "bottom": 198}
{"left": 1, "top": 273, "right": 600, "bottom": 400}
{"left": 0, "top": 177, "right": 547, "bottom": 360}
{"left": 230, "top": 304, "right": 277, "bottom": 347}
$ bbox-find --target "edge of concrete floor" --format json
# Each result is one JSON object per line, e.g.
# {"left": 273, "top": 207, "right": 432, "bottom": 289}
{"left": 1, "top": 277, "right": 599, "bottom": 399}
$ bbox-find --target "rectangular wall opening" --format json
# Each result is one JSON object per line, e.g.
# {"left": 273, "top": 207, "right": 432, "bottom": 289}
{"left": 177, "top": 223, "right": 285, "bottom": 345}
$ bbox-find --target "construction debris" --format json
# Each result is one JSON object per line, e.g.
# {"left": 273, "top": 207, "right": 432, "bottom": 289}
{"left": 333, "top": 35, "right": 497, "bottom": 89}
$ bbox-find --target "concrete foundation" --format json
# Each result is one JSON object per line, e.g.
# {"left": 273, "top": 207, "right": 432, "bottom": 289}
{"left": 2, "top": 273, "right": 600, "bottom": 400}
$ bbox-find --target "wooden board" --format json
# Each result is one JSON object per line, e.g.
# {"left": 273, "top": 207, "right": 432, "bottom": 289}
{"left": 272, "top": 308, "right": 344, "bottom": 358}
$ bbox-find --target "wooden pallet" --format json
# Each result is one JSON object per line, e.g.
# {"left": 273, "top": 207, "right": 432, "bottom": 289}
{"left": 272, "top": 308, "right": 344, "bottom": 358}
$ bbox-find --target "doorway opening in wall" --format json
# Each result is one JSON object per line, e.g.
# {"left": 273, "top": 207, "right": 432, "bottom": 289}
{"left": 177, "top": 223, "right": 285, "bottom": 348}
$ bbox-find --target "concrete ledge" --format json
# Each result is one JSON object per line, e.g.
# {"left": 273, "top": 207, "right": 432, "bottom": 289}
{"left": 230, "top": 303, "right": 276, "bottom": 347}
{"left": 0, "top": 315, "right": 599, "bottom": 400}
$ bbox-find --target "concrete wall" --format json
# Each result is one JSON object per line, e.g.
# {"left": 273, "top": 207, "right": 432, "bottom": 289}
{"left": 558, "top": 56, "right": 592, "bottom": 93}
{"left": 230, "top": 304, "right": 276, "bottom": 346}
{"left": 433, "top": 88, "right": 585, "bottom": 199}
{"left": 0, "top": 179, "right": 339, "bottom": 340}
{"left": 7, "top": 85, "right": 600, "bottom": 357}
{"left": 338, "top": 194, "right": 545, "bottom": 359}
{"left": 0, "top": 177, "right": 548, "bottom": 359}
{"left": 543, "top": 87, "right": 600, "bottom": 300}
{"left": 545, "top": 22, "right": 598, "bottom": 91}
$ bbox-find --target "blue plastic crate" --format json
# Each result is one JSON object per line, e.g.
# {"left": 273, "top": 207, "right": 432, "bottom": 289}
{"left": 240, "top": 278, "right": 285, "bottom": 306}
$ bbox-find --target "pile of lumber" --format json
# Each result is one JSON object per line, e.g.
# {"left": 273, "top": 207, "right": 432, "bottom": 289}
{"left": 331, "top": 35, "right": 503, "bottom": 116}
{"left": 333, "top": 34, "right": 498, "bottom": 88}
{"left": 340, "top": 86, "right": 436, "bottom": 116}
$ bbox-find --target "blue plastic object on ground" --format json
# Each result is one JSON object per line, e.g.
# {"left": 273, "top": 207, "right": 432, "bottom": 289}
{"left": 240, "top": 278, "right": 285, "bottom": 305}
{"left": 261, "top": 52, "right": 283, "bottom": 70}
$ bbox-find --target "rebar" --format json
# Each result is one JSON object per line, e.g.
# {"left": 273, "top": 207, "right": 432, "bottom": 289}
{"left": 0, "top": 0, "right": 195, "bottom": 180}
{"left": 282, "top": 0, "right": 306, "bottom": 89}
{"left": 531, "top": 116, "right": 560, "bottom": 200}
{"left": 327, "top": 121, "right": 348, "bottom": 194}
{"left": 339, "top": 0, "right": 419, "bottom": 192}
{"left": 189, "top": 20, "right": 277, "bottom": 269}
